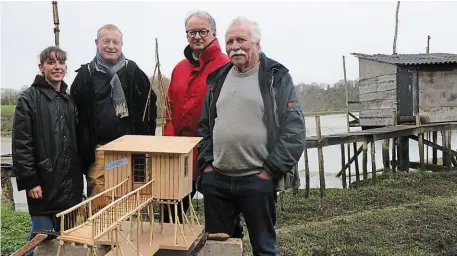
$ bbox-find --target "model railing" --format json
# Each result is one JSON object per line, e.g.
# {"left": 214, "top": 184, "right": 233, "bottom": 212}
{"left": 56, "top": 177, "right": 130, "bottom": 235}
{"left": 89, "top": 179, "right": 154, "bottom": 240}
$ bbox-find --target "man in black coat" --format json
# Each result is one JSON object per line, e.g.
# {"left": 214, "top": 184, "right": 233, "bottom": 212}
{"left": 70, "top": 24, "right": 157, "bottom": 197}
{"left": 12, "top": 46, "right": 84, "bottom": 256}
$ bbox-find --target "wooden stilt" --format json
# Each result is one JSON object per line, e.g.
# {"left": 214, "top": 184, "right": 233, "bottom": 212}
{"left": 315, "top": 116, "right": 325, "bottom": 197}
{"left": 382, "top": 139, "right": 390, "bottom": 169}
{"left": 447, "top": 131, "right": 452, "bottom": 170}
{"left": 347, "top": 143, "right": 352, "bottom": 186}
{"left": 363, "top": 140, "right": 368, "bottom": 180}
{"left": 371, "top": 140, "right": 377, "bottom": 185}
{"left": 398, "top": 136, "right": 409, "bottom": 171}
{"left": 425, "top": 132, "right": 430, "bottom": 164}
{"left": 419, "top": 132, "right": 425, "bottom": 171}
{"left": 432, "top": 131, "right": 438, "bottom": 164}
{"left": 304, "top": 147, "right": 310, "bottom": 198}
{"left": 353, "top": 142, "right": 360, "bottom": 188}
{"left": 392, "top": 137, "right": 397, "bottom": 172}
{"left": 340, "top": 144, "right": 347, "bottom": 189}
{"left": 174, "top": 204, "right": 178, "bottom": 244}
{"left": 441, "top": 131, "right": 449, "bottom": 167}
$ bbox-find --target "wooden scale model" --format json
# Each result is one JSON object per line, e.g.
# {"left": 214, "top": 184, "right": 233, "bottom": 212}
{"left": 54, "top": 135, "right": 203, "bottom": 256}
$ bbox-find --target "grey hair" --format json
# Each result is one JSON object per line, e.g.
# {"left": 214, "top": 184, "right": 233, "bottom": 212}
{"left": 185, "top": 10, "right": 217, "bottom": 31}
{"left": 97, "top": 24, "right": 123, "bottom": 40}
{"left": 227, "top": 16, "right": 261, "bottom": 43}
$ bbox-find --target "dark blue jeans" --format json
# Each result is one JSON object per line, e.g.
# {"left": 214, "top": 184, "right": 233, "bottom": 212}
{"left": 202, "top": 170, "right": 278, "bottom": 256}
{"left": 25, "top": 215, "right": 60, "bottom": 256}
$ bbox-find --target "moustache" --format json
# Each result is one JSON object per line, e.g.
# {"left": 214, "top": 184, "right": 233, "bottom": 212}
{"left": 229, "top": 49, "right": 247, "bottom": 58}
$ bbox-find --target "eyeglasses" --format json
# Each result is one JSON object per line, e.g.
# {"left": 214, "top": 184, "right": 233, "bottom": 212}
{"left": 186, "top": 29, "right": 211, "bottom": 38}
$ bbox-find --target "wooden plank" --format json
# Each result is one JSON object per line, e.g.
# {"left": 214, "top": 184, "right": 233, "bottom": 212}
{"left": 359, "top": 90, "right": 396, "bottom": 102}
{"left": 360, "top": 117, "right": 396, "bottom": 127}
{"left": 360, "top": 79, "right": 396, "bottom": 94}
{"left": 361, "top": 99, "right": 397, "bottom": 110}
{"left": 97, "top": 135, "right": 201, "bottom": 154}
{"left": 360, "top": 108, "right": 396, "bottom": 118}
{"left": 359, "top": 73, "right": 396, "bottom": 87}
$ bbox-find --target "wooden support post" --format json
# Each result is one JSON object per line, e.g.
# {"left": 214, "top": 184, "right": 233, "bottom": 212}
{"left": 426, "top": 132, "right": 429, "bottom": 164}
{"left": 418, "top": 132, "right": 425, "bottom": 171}
{"left": 337, "top": 145, "right": 363, "bottom": 177}
{"left": 315, "top": 116, "right": 325, "bottom": 198}
{"left": 342, "top": 55, "right": 352, "bottom": 186}
{"left": 347, "top": 143, "right": 352, "bottom": 186}
{"left": 341, "top": 144, "right": 347, "bottom": 189}
{"left": 442, "top": 131, "right": 449, "bottom": 167}
{"left": 382, "top": 139, "right": 390, "bottom": 170}
{"left": 353, "top": 142, "right": 360, "bottom": 188}
{"left": 304, "top": 147, "right": 310, "bottom": 198}
{"left": 447, "top": 131, "right": 452, "bottom": 170}
{"left": 398, "top": 136, "right": 410, "bottom": 171}
{"left": 371, "top": 140, "right": 377, "bottom": 185}
{"left": 392, "top": 137, "right": 397, "bottom": 172}
{"left": 363, "top": 140, "right": 368, "bottom": 180}
{"left": 432, "top": 131, "right": 438, "bottom": 164}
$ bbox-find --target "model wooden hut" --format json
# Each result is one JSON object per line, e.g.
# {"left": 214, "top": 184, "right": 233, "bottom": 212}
{"left": 352, "top": 53, "right": 457, "bottom": 129}
{"left": 97, "top": 135, "right": 201, "bottom": 200}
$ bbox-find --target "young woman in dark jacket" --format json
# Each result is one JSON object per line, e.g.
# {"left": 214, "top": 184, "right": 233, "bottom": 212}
{"left": 12, "top": 46, "right": 84, "bottom": 256}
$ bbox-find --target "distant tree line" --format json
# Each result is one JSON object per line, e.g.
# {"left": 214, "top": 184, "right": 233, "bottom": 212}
{"left": 295, "top": 79, "right": 360, "bottom": 114}
{"left": 1, "top": 77, "right": 361, "bottom": 119}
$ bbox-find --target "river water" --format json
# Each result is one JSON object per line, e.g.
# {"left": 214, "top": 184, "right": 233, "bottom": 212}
{"left": 2, "top": 114, "right": 456, "bottom": 212}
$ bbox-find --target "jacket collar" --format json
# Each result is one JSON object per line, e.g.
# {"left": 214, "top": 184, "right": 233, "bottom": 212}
{"left": 184, "top": 38, "right": 224, "bottom": 68}
{"left": 207, "top": 52, "right": 289, "bottom": 88}
{"left": 31, "top": 75, "right": 70, "bottom": 100}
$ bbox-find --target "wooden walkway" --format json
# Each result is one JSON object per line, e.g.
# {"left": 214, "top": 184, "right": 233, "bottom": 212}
{"left": 306, "top": 122, "right": 457, "bottom": 148}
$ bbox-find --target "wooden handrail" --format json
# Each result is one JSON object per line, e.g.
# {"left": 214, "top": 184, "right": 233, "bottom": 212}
{"left": 56, "top": 177, "right": 129, "bottom": 217}
{"left": 88, "top": 180, "right": 153, "bottom": 221}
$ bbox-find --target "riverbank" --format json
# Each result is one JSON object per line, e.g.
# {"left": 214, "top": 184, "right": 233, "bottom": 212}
{"left": 2, "top": 171, "right": 457, "bottom": 255}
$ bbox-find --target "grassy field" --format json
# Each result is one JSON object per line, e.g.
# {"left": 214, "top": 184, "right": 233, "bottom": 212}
{"left": 194, "top": 171, "right": 457, "bottom": 256}
{"left": 2, "top": 171, "right": 457, "bottom": 255}
{"left": 1, "top": 105, "right": 15, "bottom": 134}
{"left": 1, "top": 105, "right": 15, "bottom": 114}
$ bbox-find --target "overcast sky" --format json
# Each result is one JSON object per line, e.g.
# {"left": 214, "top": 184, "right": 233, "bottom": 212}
{"left": 1, "top": 1, "right": 457, "bottom": 90}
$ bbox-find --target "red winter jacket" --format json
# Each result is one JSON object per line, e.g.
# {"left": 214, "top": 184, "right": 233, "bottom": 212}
{"left": 164, "top": 39, "right": 229, "bottom": 180}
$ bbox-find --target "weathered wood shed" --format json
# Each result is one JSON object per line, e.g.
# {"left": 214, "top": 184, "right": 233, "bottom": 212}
{"left": 351, "top": 53, "right": 457, "bottom": 129}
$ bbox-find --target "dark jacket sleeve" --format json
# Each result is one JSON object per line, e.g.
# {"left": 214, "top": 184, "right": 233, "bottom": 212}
{"left": 12, "top": 92, "right": 41, "bottom": 191}
{"left": 70, "top": 67, "right": 92, "bottom": 169}
{"left": 263, "top": 74, "right": 306, "bottom": 180}
{"left": 197, "top": 91, "right": 214, "bottom": 172}
{"left": 135, "top": 68, "right": 157, "bottom": 135}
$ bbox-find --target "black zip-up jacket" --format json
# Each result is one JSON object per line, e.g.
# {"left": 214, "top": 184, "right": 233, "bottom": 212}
{"left": 70, "top": 60, "right": 157, "bottom": 168}
{"left": 197, "top": 52, "right": 306, "bottom": 180}
{"left": 12, "top": 75, "right": 84, "bottom": 216}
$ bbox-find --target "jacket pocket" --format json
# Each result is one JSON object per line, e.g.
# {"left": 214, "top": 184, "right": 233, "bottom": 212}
{"left": 37, "top": 158, "right": 52, "bottom": 173}
{"left": 37, "top": 158, "right": 53, "bottom": 197}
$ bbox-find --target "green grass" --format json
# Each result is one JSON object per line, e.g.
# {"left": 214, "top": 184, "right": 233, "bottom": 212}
{"left": 3, "top": 171, "right": 457, "bottom": 255}
{"left": 1, "top": 202, "right": 30, "bottom": 255}
{"left": 194, "top": 171, "right": 457, "bottom": 256}
{"left": 1, "top": 105, "right": 15, "bottom": 115}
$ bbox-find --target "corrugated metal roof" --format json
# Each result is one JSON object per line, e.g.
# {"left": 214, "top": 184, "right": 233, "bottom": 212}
{"left": 351, "top": 53, "right": 457, "bottom": 65}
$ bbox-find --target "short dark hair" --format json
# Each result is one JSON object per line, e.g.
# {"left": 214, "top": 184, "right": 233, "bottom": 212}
{"left": 39, "top": 46, "right": 67, "bottom": 65}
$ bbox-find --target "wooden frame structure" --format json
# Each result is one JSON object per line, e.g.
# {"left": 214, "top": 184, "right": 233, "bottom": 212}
{"left": 54, "top": 135, "right": 203, "bottom": 255}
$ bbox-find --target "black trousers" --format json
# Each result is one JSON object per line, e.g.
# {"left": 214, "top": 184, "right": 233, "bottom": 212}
{"left": 201, "top": 170, "right": 278, "bottom": 256}
{"left": 162, "top": 180, "right": 244, "bottom": 239}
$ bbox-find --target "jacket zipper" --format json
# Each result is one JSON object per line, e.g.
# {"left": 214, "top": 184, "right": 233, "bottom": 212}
{"left": 209, "top": 88, "right": 214, "bottom": 135}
